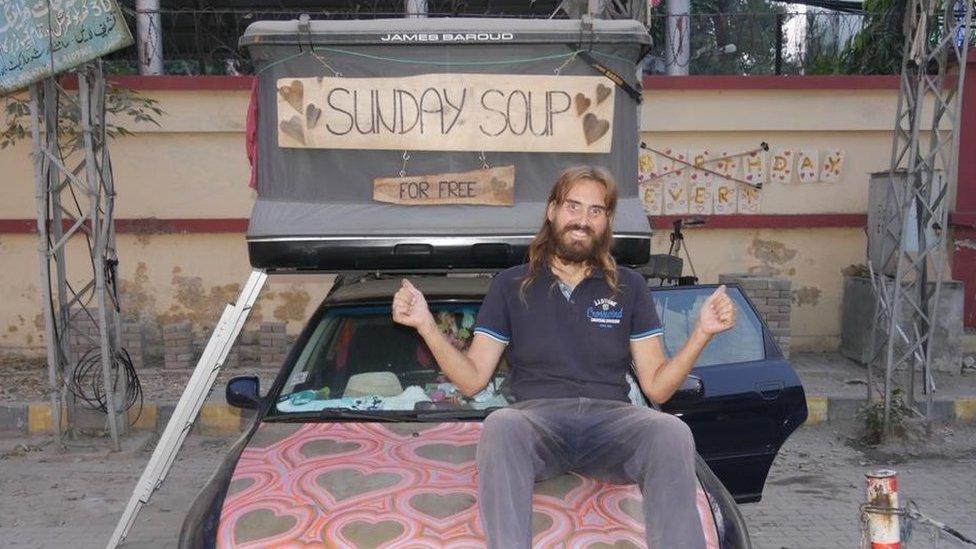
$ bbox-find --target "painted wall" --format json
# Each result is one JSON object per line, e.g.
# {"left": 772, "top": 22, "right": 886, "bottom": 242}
{"left": 0, "top": 76, "right": 931, "bottom": 354}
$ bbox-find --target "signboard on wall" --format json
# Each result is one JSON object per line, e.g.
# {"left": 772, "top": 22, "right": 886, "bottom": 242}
{"left": 0, "top": 0, "right": 133, "bottom": 93}
{"left": 276, "top": 73, "right": 615, "bottom": 153}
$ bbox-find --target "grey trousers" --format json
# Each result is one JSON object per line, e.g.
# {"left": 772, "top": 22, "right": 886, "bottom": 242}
{"left": 476, "top": 397, "right": 707, "bottom": 549}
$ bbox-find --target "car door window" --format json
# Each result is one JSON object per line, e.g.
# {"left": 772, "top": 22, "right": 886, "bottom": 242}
{"left": 653, "top": 287, "right": 766, "bottom": 367}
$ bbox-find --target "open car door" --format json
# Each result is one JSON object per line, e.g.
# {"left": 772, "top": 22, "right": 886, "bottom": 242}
{"left": 651, "top": 284, "right": 808, "bottom": 503}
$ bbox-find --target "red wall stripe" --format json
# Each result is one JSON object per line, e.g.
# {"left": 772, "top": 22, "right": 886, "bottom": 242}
{"left": 642, "top": 75, "right": 901, "bottom": 90}
{"left": 48, "top": 74, "right": 909, "bottom": 92}
{"left": 0, "top": 218, "right": 248, "bottom": 234}
{"left": 647, "top": 213, "right": 866, "bottom": 230}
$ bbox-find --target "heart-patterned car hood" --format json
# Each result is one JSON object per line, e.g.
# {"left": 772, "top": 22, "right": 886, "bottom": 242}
{"left": 218, "top": 421, "right": 719, "bottom": 548}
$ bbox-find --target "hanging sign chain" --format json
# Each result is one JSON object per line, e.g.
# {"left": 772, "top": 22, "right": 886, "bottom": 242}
{"left": 478, "top": 151, "right": 490, "bottom": 170}
{"left": 399, "top": 151, "right": 410, "bottom": 177}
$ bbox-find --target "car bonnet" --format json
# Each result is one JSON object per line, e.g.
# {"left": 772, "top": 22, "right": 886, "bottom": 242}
{"left": 218, "top": 421, "right": 720, "bottom": 547}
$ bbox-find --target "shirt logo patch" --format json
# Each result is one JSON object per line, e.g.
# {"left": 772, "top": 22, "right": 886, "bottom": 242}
{"left": 587, "top": 298, "right": 622, "bottom": 328}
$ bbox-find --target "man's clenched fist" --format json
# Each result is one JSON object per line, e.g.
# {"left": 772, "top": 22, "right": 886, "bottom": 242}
{"left": 392, "top": 279, "right": 435, "bottom": 330}
{"left": 698, "top": 284, "right": 736, "bottom": 335}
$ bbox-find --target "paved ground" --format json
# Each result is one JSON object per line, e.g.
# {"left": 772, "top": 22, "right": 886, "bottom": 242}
{"left": 1, "top": 421, "right": 974, "bottom": 548}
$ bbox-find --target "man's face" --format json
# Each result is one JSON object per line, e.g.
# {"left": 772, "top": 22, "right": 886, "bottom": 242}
{"left": 546, "top": 178, "right": 612, "bottom": 264}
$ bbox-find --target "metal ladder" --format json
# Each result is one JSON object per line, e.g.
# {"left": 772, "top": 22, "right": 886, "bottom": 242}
{"left": 106, "top": 269, "right": 268, "bottom": 548}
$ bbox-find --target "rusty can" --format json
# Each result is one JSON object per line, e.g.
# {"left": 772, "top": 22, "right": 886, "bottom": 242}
{"left": 865, "top": 469, "right": 900, "bottom": 549}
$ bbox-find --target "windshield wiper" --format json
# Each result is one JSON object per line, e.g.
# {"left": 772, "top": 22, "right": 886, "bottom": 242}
{"left": 266, "top": 407, "right": 502, "bottom": 423}
{"left": 267, "top": 409, "right": 402, "bottom": 422}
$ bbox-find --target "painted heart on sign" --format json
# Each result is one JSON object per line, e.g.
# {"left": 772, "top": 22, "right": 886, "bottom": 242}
{"left": 596, "top": 83, "right": 612, "bottom": 104}
{"left": 280, "top": 116, "right": 305, "bottom": 145}
{"left": 582, "top": 112, "right": 610, "bottom": 145}
{"left": 575, "top": 92, "right": 592, "bottom": 116}
{"left": 306, "top": 103, "right": 322, "bottom": 129}
{"left": 277, "top": 80, "right": 304, "bottom": 112}
{"left": 340, "top": 519, "right": 406, "bottom": 547}
{"left": 233, "top": 508, "right": 298, "bottom": 545}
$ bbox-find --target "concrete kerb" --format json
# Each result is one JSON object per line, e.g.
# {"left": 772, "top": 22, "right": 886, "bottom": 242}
{"left": 2, "top": 396, "right": 976, "bottom": 436}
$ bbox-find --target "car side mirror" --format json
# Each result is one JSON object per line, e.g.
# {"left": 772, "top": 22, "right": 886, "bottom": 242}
{"left": 672, "top": 374, "right": 704, "bottom": 401}
{"left": 226, "top": 376, "right": 261, "bottom": 409}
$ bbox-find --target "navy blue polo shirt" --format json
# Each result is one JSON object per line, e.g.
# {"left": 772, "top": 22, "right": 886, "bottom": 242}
{"left": 473, "top": 263, "right": 663, "bottom": 402}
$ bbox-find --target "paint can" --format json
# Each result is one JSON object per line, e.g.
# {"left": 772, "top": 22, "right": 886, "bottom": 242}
{"left": 865, "top": 469, "right": 900, "bottom": 549}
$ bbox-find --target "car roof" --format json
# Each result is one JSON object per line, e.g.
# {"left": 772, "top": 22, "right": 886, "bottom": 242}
{"left": 325, "top": 275, "right": 493, "bottom": 304}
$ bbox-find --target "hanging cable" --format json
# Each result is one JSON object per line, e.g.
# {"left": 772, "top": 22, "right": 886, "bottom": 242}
{"left": 69, "top": 346, "right": 143, "bottom": 426}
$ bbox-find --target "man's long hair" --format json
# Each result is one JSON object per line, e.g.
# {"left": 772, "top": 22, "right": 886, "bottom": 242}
{"left": 519, "top": 166, "right": 620, "bottom": 302}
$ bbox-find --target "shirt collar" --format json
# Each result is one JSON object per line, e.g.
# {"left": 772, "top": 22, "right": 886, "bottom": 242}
{"left": 544, "top": 260, "right": 606, "bottom": 281}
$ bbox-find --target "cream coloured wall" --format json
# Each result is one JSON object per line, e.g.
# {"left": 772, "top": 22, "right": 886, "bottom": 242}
{"left": 0, "top": 82, "right": 909, "bottom": 354}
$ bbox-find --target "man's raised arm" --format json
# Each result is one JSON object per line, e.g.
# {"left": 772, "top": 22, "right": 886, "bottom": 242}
{"left": 392, "top": 279, "right": 505, "bottom": 397}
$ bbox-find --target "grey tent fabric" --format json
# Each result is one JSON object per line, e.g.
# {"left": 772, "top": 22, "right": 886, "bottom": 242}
{"left": 241, "top": 17, "right": 652, "bottom": 269}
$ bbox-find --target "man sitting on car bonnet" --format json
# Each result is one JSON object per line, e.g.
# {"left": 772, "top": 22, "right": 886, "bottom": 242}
{"left": 392, "top": 165, "right": 736, "bottom": 549}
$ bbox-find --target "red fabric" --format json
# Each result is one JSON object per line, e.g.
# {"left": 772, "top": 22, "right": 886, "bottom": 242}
{"left": 246, "top": 78, "right": 259, "bottom": 190}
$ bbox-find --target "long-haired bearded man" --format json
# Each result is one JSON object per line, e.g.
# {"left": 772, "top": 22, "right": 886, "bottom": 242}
{"left": 392, "top": 166, "right": 736, "bottom": 548}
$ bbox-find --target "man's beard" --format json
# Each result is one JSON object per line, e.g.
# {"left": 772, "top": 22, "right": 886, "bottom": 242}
{"left": 551, "top": 222, "right": 608, "bottom": 264}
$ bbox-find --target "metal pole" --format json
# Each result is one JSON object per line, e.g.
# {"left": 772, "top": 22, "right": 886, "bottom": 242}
{"left": 665, "top": 0, "right": 690, "bottom": 75}
{"left": 44, "top": 78, "right": 75, "bottom": 432}
{"left": 136, "top": 0, "right": 163, "bottom": 75}
{"left": 80, "top": 66, "right": 122, "bottom": 450}
{"left": 775, "top": 13, "right": 784, "bottom": 75}
{"left": 29, "top": 81, "right": 64, "bottom": 451}
{"left": 405, "top": 0, "right": 428, "bottom": 18}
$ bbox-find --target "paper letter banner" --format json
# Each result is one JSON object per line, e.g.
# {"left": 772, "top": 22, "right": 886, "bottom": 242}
{"left": 738, "top": 185, "right": 762, "bottom": 214}
{"left": 663, "top": 173, "right": 689, "bottom": 214}
{"left": 692, "top": 150, "right": 711, "bottom": 169}
{"left": 638, "top": 150, "right": 659, "bottom": 182}
{"left": 797, "top": 150, "right": 820, "bottom": 182}
{"left": 714, "top": 151, "right": 740, "bottom": 180}
{"left": 820, "top": 150, "right": 845, "bottom": 182}
{"left": 689, "top": 172, "right": 714, "bottom": 215}
{"left": 660, "top": 148, "right": 689, "bottom": 176}
{"left": 743, "top": 150, "right": 767, "bottom": 185}
{"left": 277, "top": 74, "right": 614, "bottom": 153}
{"left": 713, "top": 179, "right": 737, "bottom": 215}
{"left": 639, "top": 178, "right": 664, "bottom": 215}
{"left": 373, "top": 165, "right": 515, "bottom": 206}
{"left": 770, "top": 149, "right": 794, "bottom": 183}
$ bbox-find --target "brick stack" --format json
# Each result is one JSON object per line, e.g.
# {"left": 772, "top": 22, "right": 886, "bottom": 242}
{"left": 67, "top": 309, "right": 99, "bottom": 366}
{"left": 718, "top": 273, "right": 792, "bottom": 358}
{"left": 120, "top": 318, "right": 146, "bottom": 369}
{"left": 163, "top": 321, "right": 195, "bottom": 369}
{"left": 259, "top": 322, "right": 289, "bottom": 368}
{"left": 225, "top": 330, "right": 261, "bottom": 369}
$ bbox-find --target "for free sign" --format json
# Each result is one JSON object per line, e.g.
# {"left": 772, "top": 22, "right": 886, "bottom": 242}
{"left": 276, "top": 73, "right": 615, "bottom": 153}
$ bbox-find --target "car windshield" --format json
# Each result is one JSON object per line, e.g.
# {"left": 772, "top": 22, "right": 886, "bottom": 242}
{"left": 273, "top": 304, "right": 511, "bottom": 416}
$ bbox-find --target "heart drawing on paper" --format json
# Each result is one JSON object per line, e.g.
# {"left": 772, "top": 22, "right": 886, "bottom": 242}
{"left": 582, "top": 113, "right": 610, "bottom": 145}
{"left": 574, "top": 93, "right": 592, "bottom": 116}
{"left": 596, "top": 83, "right": 612, "bottom": 104}
{"left": 306, "top": 103, "right": 322, "bottom": 129}
{"left": 277, "top": 80, "right": 304, "bottom": 112}
{"left": 280, "top": 116, "right": 305, "bottom": 145}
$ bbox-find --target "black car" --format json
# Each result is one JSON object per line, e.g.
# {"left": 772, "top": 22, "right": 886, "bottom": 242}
{"left": 180, "top": 271, "right": 806, "bottom": 548}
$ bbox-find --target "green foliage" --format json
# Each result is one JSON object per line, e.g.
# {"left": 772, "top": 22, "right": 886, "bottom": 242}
{"left": 839, "top": 0, "right": 906, "bottom": 74}
{"left": 858, "top": 388, "right": 915, "bottom": 445}
{"left": 1, "top": 85, "right": 163, "bottom": 152}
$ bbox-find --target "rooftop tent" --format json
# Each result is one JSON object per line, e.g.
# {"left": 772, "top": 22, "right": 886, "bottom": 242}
{"left": 241, "top": 17, "right": 652, "bottom": 271}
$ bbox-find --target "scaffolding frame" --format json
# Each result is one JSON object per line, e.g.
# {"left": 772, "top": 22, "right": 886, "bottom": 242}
{"left": 29, "top": 61, "right": 126, "bottom": 451}
{"left": 870, "top": 0, "right": 974, "bottom": 437}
